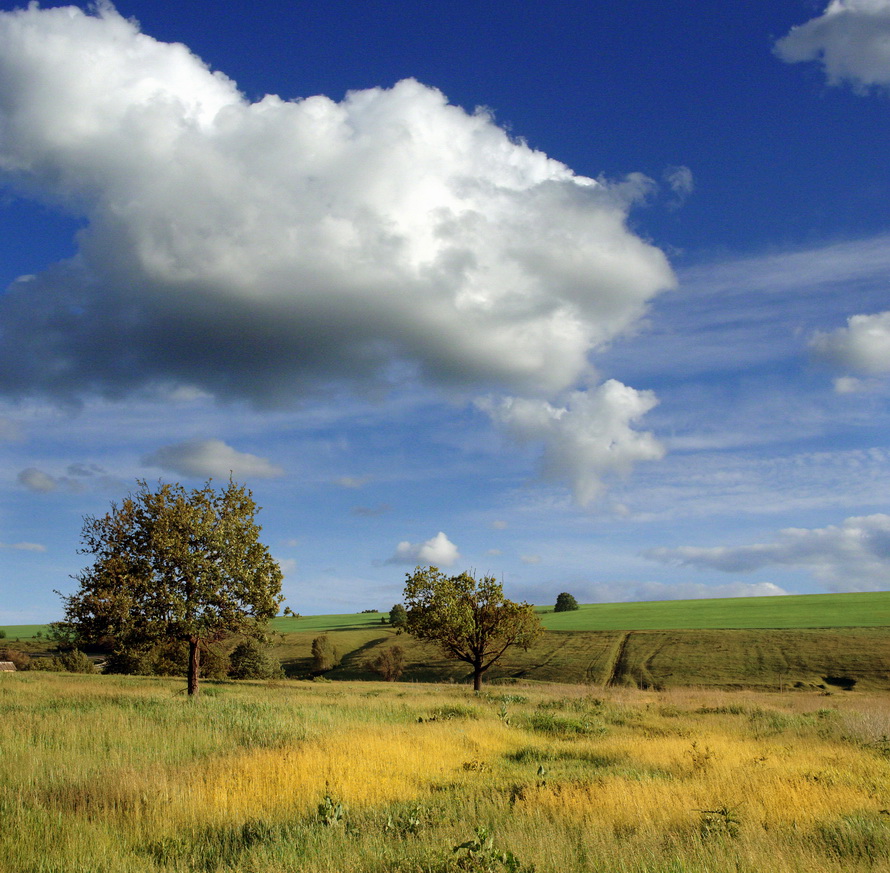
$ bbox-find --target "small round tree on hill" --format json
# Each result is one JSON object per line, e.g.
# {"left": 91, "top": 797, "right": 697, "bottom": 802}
{"left": 554, "top": 592, "right": 579, "bottom": 612}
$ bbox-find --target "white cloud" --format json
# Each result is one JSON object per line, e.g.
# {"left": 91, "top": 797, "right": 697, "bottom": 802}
{"left": 0, "top": 4, "right": 673, "bottom": 412}
{"left": 644, "top": 514, "right": 890, "bottom": 591}
{"left": 143, "top": 438, "right": 284, "bottom": 479}
{"left": 520, "top": 554, "right": 542, "bottom": 564}
{"left": 776, "top": 0, "right": 890, "bottom": 90}
{"left": 663, "top": 165, "right": 693, "bottom": 208}
{"left": 810, "top": 311, "right": 890, "bottom": 375}
{"left": 335, "top": 475, "right": 370, "bottom": 489}
{"left": 479, "top": 380, "right": 665, "bottom": 505}
{"left": 576, "top": 580, "right": 790, "bottom": 603}
{"left": 0, "top": 541, "right": 46, "bottom": 552}
{"left": 18, "top": 467, "right": 63, "bottom": 493}
{"left": 389, "top": 531, "right": 460, "bottom": 567}
{"left": 491, "top": 519, "right": 508, "bottom": 530}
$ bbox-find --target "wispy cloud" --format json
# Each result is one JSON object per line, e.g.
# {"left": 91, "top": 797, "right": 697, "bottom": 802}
{"left": 0, "top": 541, "right": 46, "bottom": 552}
{"left": 644, "top": 513, "right": 890, "bottom": 591}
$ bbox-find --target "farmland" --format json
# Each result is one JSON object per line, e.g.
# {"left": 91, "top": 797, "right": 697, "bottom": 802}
{"left": 2, "top": 671, "right": 889, "bottom": 872}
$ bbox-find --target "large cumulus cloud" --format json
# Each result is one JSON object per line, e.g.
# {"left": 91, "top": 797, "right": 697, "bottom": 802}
{"left": 0, "top": 3, "right": 674, "bottom": 500}
{"left": 776, "top": 0, "right": 890, "bottom": 90}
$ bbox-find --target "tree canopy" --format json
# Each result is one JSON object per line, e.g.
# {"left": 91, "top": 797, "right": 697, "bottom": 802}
{"left": 61, "top": 479, "right": 283, "bottom": 695}
{"left": 554, "top": 592, "right": 580, "bottom": 612}
{"left": 403, "top": 567, "right": 541, "bottom": 690}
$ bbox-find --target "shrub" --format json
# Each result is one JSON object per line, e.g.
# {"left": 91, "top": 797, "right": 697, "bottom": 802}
{"left": 0, "top": 647, "right": 30, "bottom": 670}
{"left": 54, "top": 649, "right": 97, "bottom": 674}
{"left": 0, "top": 629, "right": 5, "bottom": 639}
{"left": 229, "top": 639, "right": 283, "bottom": 680}
{"left": 389, "top": 603, "right": 408, "bottom": 630}
{"left": 368, "top": 645, "right": 405, "bottom": 681}
{"left": 553, "top": 592, "right": 579, "bottom": 612}
{"left": 311, "top": 635, "right": 340, "bottom": 673}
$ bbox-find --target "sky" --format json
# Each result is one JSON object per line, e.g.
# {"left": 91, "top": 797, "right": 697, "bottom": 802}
{"left": 2, "top": 0, "right": 890, "bottom": 623}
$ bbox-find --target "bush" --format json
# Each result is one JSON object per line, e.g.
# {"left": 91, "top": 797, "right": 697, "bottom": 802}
{"left": 0, "top": 629, "right": 6, "bottom": 639}
{"left": 229, "top": 639, "right": 283, "bottom": 680}
{"left": 0, "top": 647, "right": 31, "bottom": 670}
{"left": 56, "top": 649, "right": 97, "bottom": 673}
{"left": 311, "top": 635, "right": 340, "bottom": 673}
{"left": 103, "top": 639, "right": 228, "bottom": 678}
{"left": 389, "top": 603, "right": 408, "bottom": 630}
{"left": 368, "top": 645, "right": 405, "bottom": 681}
{"left": 554, "top": 592, "right": 579, "bottom": 612}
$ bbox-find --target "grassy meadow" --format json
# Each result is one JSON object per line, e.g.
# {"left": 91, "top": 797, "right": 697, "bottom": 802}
{"left": 6, "top": 589, "right": 889, "bottom": 642}
{"left": 2, "top": 671, "right": 889, "bottom": 872}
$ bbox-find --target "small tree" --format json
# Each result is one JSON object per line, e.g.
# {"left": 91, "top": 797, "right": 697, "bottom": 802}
{"left": 554, "top": 592, "right": 579, "bottom": 612}
{"left": 389, "top": 603, "right": 408, "bottom": 631}
{"left": 61, "top": 479, "right": 283, "bottom": 696}
{"left": 368, "top": 644, "right": 405, "bottom": 681}
{"left": 403, "top": 567, "right": 541, "bottom": 691}
{"left": 229, "top": 638, "right": 283, "bottom": 679}
{"left": 311, "top": 634, "right": 340, "bottom": 673}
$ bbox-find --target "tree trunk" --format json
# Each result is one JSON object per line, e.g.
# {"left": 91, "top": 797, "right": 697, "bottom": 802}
{"left": 473, "top": 659, "right": 483, "bottom": 692}
{"left": 187, "top": 638, "right": 200, "bottom": 696}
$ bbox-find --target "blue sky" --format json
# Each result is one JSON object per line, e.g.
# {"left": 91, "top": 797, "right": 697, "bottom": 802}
{"left": 2, "top": 0, "right": 890, "bottom": 623}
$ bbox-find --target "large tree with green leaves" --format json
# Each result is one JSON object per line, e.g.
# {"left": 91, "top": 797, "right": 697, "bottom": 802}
{"left": 403, "top": 567, "right": 542, "bottom": 691}
{"left": 62, "top": 479, "right": 283, "bottom": 696}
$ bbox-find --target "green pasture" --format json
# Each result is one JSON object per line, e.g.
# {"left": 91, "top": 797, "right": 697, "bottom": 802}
{"left": 537, "top": 591, "right": 890, "bottom": 631}
{"left": 4, "top": 590, "right": 888, "bottom": 644}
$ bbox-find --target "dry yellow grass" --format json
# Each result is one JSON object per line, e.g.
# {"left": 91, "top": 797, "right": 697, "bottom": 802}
{"left": 2, "top": 672, "right": 889, "bottom": 872}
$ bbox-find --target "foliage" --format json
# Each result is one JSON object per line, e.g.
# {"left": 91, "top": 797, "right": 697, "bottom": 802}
{"left": 0, "top": 647, "right": 29, "bottom": 670}
{"left": 553, "top": 592, "right": 579, "bottom": 613}
{"left": 0, "top": 628, "right": 5, "bottom": 639}
{"left": 368, "top": 645, "right": 405, "bottom": 681}
{"left": 451, "top": 827, "right": 535, "bottom": 872}
{"left": 311, "top": 634, "right": 340, "bottom": 673}
{"left": 389, "top": 603, "right": 408, "bottom": 630}
{"left": 229, "top": 639, "right": 283, "bottom": 680}
{"left": 403, "top": 567, "right": 541, "bottom": 691}
{"left": 316, "top": 793, "right": 347, "bottom": 827}
{"left": 61, "top": 478, "right": 283, "bottom": 695}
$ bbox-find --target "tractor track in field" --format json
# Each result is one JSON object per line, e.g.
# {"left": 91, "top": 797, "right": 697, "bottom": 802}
{"left": 603, "top": 631, "right": 633, "bottom": 687}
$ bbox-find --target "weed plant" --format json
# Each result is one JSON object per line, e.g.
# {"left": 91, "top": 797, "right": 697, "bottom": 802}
{"left": 1, "top": 673, "right": 889, "bottom": 872}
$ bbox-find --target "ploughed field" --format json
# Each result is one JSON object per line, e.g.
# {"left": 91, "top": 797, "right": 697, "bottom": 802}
{"left": 2, "top": 672, "right": 889, "bottom": 873}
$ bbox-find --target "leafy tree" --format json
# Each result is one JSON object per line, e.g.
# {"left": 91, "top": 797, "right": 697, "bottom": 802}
{"left": 311, "top": 634, "right": 340, "bottom": 673}
{"left": 389, "top": 603, "right": 408, "bottom": 630}
{"left": 403, "top": 567, "right": 542, "bottom": 691}
{"left": 229, "top": 638, "right": 283, "bottom": 680}
{"left": 368, "top": 644, "right": 405, "bottom": 681}
{"left": 554, "top": 592, "right": 579, "bottom": 612}
{"left": 61, "top": 479, "right": 283, "bottom": 696}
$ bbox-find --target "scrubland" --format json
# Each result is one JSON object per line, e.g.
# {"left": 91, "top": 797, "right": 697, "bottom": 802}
{"left": 2, "top": 672, "right": 889, "bottom": 872}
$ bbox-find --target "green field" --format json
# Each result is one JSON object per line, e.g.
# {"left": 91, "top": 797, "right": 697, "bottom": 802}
{"left": 6, "top": 590, "right": 888, "bottom": 642}
{"left": 537, "top": 591, "right": 890, "bottom": 631}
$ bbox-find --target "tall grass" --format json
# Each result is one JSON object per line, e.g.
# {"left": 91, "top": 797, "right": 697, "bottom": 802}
{"left": 2, "top": 673, "right": 889, "bottom": 872}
